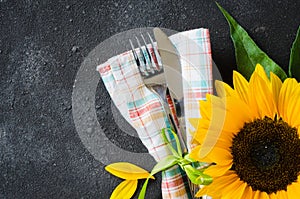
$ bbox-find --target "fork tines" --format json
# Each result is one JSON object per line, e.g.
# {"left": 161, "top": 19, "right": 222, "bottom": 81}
{"left": 129, "top": 33, "right": 163, "bottom": 78}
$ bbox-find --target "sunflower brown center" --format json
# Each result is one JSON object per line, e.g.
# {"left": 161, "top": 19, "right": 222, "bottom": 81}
{"left": 231, "top": 116, "right": 300, "bottom": 194}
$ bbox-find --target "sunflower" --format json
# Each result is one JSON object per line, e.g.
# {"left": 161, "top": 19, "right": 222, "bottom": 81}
{"left": 190, "top": 64, "right": 300, "bottom": 198}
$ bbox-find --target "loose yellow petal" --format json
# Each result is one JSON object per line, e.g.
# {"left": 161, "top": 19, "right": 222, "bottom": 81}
{"left": 105, "top": 162, "right": 154, "bottom": 180}
{"left": 110, "top": 180, "right": 138, "bottom": 199}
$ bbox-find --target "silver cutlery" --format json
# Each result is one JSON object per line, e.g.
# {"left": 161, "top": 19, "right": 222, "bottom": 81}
{"left": 129, "top": 30, "right": 203, "bottom": 199}
{"left": 153, "top": 28, "right": 188, "bottom": 153}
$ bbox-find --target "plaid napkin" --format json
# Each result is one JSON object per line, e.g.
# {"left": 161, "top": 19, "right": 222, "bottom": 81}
{"left": 97, "top": 28, "right": 213, "bottom": 199}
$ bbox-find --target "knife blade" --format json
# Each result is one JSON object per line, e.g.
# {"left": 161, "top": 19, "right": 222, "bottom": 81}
{"left": 153, "top": 28, "right": 187, "bottom": 153}
{"left": 153, "top": 28, "right": 184, "bottom": 100}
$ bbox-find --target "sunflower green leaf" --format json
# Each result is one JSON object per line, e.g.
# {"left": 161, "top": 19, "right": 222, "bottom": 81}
{"left": 216, "top": 2, "right": 287, "bottom": 81}
{"left": 289, "top": 26, "right": 300, "bottom": 80}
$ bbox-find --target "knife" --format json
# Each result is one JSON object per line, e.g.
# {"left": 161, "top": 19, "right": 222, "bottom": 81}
{"left": 153, "top": 28, "right": 187, "bottom": 153}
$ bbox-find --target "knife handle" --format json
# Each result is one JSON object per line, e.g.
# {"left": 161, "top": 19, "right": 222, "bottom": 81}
{"left": 166, "top": 88, "right": 187, "bottom": 153}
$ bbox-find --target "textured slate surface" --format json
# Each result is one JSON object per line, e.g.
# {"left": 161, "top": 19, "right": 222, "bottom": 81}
{"left": 1, "top": 0, "right": 300, "bottom": 198}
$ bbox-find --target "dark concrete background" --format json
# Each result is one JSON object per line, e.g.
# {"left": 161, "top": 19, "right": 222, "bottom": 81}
{"left": 1, "top": 0, "right": 299, "bottom": 198}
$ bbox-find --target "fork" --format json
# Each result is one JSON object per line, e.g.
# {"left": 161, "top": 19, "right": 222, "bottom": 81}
{"left": 129, "top": 33, "right": 188, "bottom": 152}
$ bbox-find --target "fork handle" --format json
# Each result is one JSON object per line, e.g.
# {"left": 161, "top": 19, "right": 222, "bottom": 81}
{"left": 166, "top": 88, "right": 188, "bottom": 154}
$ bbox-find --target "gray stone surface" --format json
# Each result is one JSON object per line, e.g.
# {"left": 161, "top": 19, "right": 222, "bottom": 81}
{"left": 1, "top": 0, "right": 300, "bottom": 198}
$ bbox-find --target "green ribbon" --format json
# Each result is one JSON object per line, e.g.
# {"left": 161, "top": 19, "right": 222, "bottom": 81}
{"left": 138, "top": 128, "right": 212, "bottom": 199}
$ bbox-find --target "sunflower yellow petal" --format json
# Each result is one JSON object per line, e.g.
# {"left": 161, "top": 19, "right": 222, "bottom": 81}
{"left": 287, "top": 182, "right": 300, "bottom": 199}
{"left": 260, "top": 191, "right": 270, "bottom": 199}
{"left": 270, "top": 72, "right": 282, "bottom": 105}
{"left": 195, "top": 186, "right": 221, "bottom": 198}
{"left": 195, "top": 171, "right": 236, "bottom": 198}
{"left": 276, "top": 190, "right": 288, "bottom": 199}
{"left": 206, "top": 95, "right": 252, "bottom": 135}
{"left": 192, "top": 128, "right": 233, "bottom": 153}
{"left": 240, "top": 185, "right": 254, "bottom": 198}
{"left": 233, "top": 71, "right": 250, "bottom": 104}
{"left": 207, "top": 94, "right": 226, "bottom": 109}
{"left": 198, "top": 95, "right": 252, "bottom": 158}
{"left": 252, "top": 73, "right": 277, "bottom": 118}
{"left": 204, "top": 163, "right": 232, "bottom": 177}
{"left": 189, "top": 118, "right": 201, "bottom": 131}
{"left": 286, "top": 84, "right": 300, "bottom": 127}
{"left": 195, "top": 186, "right": 208, "bottom": 197}
{"left": 105, "top": 162, "right": 154, "bottom": 180}
{"left": 199, "top": 99, "right": 211, "bottom": 120}
{"left": 189, "top": 145, "right": 203, "bottom": 161}
{"left": 206, "top": 131, "right": 232, "bottom": 150}
{"left": 255, "top": 64, "right": 270, "bottom": 83}
{"left": 269, "top": 193, "right": 277, "bottom": 199}
{"left": 215, "top": 80, "right": 236, "bottom": 97}
{"left": 110, "top": 179, "right": 138, "bottom": 199}
{"left": 192, "top": 128, "right": 208, "bottom": 144}
{"left": 209, "top": 95, "right": 252, "bottom": 133}
{"left": 223, "top": 95, "right": 253, "bottom": 131}
{"left": 278, "top": 78, "right": 298, "bottom": 120}
{"left": 253, "top": 191, "right": 260, "bottom": 199}
{"left": 248, "top": 71, "right": 275, "bottom": 118}
{"left": 200, "top": 146, "right": 233, "bottom": 165}
{"left": 222, "top": 177, "right": 247, "bottom": 199}
{"left": 211, "top": 171, "right": 238, "bottom": 191}
{"left": 248, "top": 72, "right": 261, "bottom": 117}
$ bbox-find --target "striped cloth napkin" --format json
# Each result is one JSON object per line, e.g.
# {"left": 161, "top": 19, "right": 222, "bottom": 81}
{"left": 97, "top": 28, "right": 213, "bottom": 199}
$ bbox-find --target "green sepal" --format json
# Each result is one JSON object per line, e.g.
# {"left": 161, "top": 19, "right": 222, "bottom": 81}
{"left": 151, "top": 155, "right": 179, "bottom": 175}
{"left": 183, "top": 165, "right": 213, "bottom": 185}
{"left": 289, "top": 26, "right": 300, "bottom": 80}
{"left": 138, "top": 177, "right": 150, "bottom": 199}
{"left": 216, "top": 2, "right": 287, "bottom": 81}
{"left": 183, "top": 153, "right": 198, "bottom": 164}
{"left": 138, "top": 155, "right": 179, "bottom": 199}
